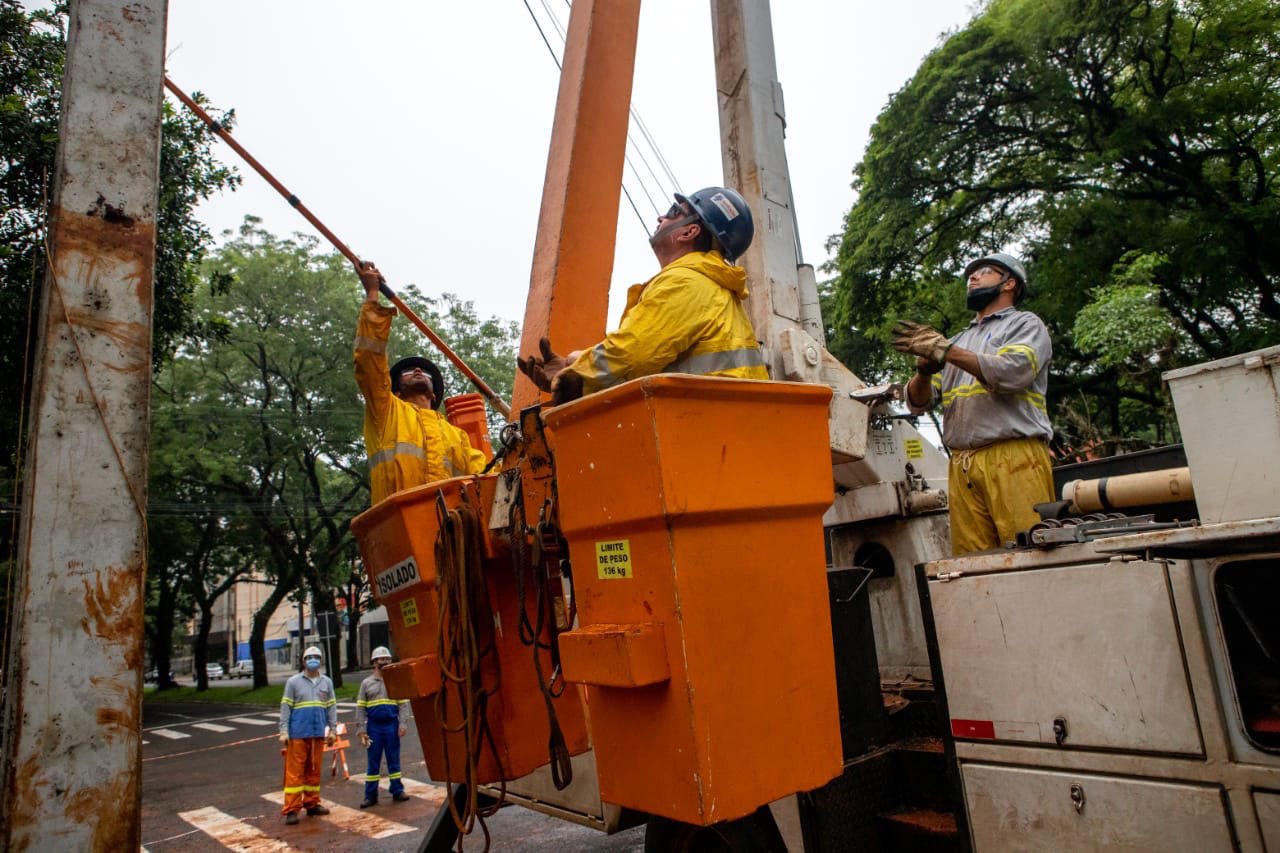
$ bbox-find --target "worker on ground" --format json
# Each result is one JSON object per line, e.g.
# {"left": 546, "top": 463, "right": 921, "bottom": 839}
{"left": 356, "top": 646, "right": 411, "bottom": 808}
{"left": 518, "top": 187, "right": 768, "bottom": 403}
{"left": 354, "top": 263, "right": 486, "bottom": 504}
{"left": 278, "top": 645, "right": 338, "bottom": 825}
{"left": 894, "top": 253, "right": 1054, "bottom": 556}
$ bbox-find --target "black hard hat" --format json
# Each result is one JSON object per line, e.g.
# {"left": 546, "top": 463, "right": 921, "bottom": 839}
{"left": 964, "top": 252, "right": 1030, "bottom": 302}
{"left": 675, "top": 187, "right": 755, "bottom": 262}
{"left": 389, "top": 356, "right": 444, "bottom": 408}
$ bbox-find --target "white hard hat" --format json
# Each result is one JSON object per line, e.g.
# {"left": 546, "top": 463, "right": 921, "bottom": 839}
{"left": 303, "top": 645, "right": 323, "bottom": 658}
{"left": 371, "top": 646, "right": 392, "bottom": 661}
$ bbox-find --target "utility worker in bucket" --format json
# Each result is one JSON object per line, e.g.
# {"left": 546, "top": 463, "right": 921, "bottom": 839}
{"left": 278, "top": 645, "right": 338, "bottom": 825}
{"left": 894, "top": 252, "right": 1054, "bottom": 556}
{"left": 353, "top": 263, "right": 486, "bottom": 504}
{"left": 356, "top": 646, "right": 411, "bottom": 808}
{"left": 518, "top": 186, "right": 768, "bottom": 403}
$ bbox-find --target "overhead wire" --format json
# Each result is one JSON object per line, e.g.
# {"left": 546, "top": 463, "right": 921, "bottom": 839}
{"left": 518, "top": 0, "right": 672, "bottom": 236}
{"left": 537, "top": 0, "right": 677, "bottom": 212}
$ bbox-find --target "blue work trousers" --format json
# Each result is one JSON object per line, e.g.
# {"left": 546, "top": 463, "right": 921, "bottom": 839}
{"left": 364, "top": 719, "right": 403, "bottom": 801}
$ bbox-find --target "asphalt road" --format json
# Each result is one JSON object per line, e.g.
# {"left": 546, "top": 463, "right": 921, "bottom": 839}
{"left": 141, "top": 701, "right": 646, "bottom": 852}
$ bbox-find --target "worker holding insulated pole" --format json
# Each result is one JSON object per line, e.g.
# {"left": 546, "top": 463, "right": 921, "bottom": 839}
{"left": 163, "top": 77, "right": 511, "bottom": 422}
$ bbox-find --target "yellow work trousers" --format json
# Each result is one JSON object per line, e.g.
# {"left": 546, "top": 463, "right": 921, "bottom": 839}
{"left": 948, "top": 436, "right": 1054, "bottom": 556}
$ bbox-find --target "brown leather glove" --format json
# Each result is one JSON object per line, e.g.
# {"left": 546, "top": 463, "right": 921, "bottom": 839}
{"left": 359, "top": 732, "right": 372, "bottom": 748}
{"left": 517, "top": 337, "right": 571, "bottom": 393}
{"left": 915, "top": 355, "right": 945, "bottom": 376}
{"left": 892, "top": 321, "right": 951, "bottom": 362}
{"left": 550, "top": 371, "right": 584, "bottom": 406}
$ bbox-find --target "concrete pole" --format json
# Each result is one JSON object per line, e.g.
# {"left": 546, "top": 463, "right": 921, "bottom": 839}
{"left": 0, "top": 2, "right": 167, "bottom": 849}
{"left": 510, "top": 0, "right": 643, "bottom": 413}
{"left": 710, "top": 0, "right": 826, "bottom": 361}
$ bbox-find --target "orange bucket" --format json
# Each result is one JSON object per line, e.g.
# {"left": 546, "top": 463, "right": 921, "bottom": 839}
{"left": 546, "top": 375, "right": 842, "bottom": 825}
{"left": 351, "top": 475, "right": 588, "bottom": 783}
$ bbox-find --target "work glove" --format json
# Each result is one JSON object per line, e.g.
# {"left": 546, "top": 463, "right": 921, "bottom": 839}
{"left": 550, "top": 371, "right": 584, "bottom": 406}
{"left": 325, "top": 732, "right": 336, "bottom": 747}
{"left": 517, "top": 337, "right": 571, "bottom": 393}
{"left": 397, "top": 724, "right": 407, "bottom": 738}
{"left": 360, "top": 732, "right": 372, "bottom": 748}
{"left": 891, "top": 321, "right": 950, "bottom": 363}
{"left": 915, "top": 355, "right": 945, "bottom": 376}
{"left": 278, "top": 733, "right": 289, "bottom": 745}
{"left": 355, "top": 260, "right": 386, "bottom": 300}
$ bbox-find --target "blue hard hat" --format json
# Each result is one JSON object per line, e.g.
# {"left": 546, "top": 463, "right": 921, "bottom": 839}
{"left": 675, "top": 187, "right": 754, "bottom": 263}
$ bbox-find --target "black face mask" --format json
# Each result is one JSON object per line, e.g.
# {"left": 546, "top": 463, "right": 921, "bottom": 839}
{"left": 965, "top": 283, "right": 1005, "bottom": 311}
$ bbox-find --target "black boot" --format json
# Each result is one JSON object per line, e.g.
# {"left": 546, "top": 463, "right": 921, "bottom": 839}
{"left": 360, "top": 798, "right": 377, "bottom": 809}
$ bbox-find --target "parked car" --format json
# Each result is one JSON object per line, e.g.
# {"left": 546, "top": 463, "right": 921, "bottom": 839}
{"left": 145, "top": 668, "right": 175, "bottom": 683}
{"left": 230, "top": 660, "right": 254, "bottom": 677}
{"left": 205, "top": 662, "right": 225, "bottom": 680}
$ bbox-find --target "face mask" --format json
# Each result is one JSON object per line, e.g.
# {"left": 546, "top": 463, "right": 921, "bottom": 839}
{"left": 305, "top": 657, "right": 321, "bottom": 671}
{"left": 965, "top": 283, "right": 1005, "bottom": 311}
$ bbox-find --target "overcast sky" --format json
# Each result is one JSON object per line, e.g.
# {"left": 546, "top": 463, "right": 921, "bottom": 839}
{"left": 152, "top": 1, "right": 976, "bottom": 331}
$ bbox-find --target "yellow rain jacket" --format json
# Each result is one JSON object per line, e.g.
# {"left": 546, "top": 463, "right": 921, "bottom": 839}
{"left": 354, "top": 303, "right": 486, "bottom": 505}
{"left": 563, "top": 250, "right": 768, "bottom": 395}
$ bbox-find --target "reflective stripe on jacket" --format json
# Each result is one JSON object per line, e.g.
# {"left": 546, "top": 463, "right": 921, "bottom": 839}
{"left": 355, "top": 674, "right": 409, "bottom": 732}
{"left": 563, "top": 250, "right": 768, "bottom": 395}
{"left": 354, "top": 303, "right": 487, "bottom": 504}
{"left": 279, "top": 672, "right": 337, "bottom": 740}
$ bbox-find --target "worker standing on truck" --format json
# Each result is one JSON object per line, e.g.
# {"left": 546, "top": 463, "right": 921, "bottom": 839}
{"left": 353, "top": 263, "right": 486, "bottom": 504}
{"left": 278, "top": 645, "right": 338, "bottom": 825}
{"left": 894, "top": 253, "right": 1054, "bottom": 555}
{"left": 518, "top": 186, "right": 768, "bottom": 403}
{"left": 356, "top": 646, "right": 411, "bottom": 809}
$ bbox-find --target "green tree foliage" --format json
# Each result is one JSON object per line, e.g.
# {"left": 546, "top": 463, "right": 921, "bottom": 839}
{"left": 149, "top": 220, "right": 517, "bottom": 685}
{"left": 829, "top": 0, "right": 1280, "bottom": 451}
{"left": 1, "top": 1, "right": 237, "bottom": 655}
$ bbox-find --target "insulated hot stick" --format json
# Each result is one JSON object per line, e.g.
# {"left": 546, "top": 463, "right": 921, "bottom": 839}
{"left": 164, "top": 77, "right": 512, "bottom": 420}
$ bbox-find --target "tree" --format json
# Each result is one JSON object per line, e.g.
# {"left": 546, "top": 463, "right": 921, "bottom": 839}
{"left": 828, "top": 0, "right": 1280, "bottom": 450}
{"left": 1, "top": 1, "right": 238, "bottom": 646}
{"left": 151, "top": 219, "right": 520, "bottom": 686}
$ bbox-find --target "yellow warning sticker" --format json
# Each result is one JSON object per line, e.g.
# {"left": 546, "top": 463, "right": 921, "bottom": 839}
{"left": 595, "top": 539, "right": 633, "bottom": 579}
{"left": 400, "top": 597, "right": 420, "bottom": 627}
{"left": 904, "top": 438, "right": 924, "bottom": 459}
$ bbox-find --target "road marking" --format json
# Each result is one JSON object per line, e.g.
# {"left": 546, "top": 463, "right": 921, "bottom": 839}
{"left": 177, "top": 805, "right": 300, "bottom": 852}
{"left": 228, "top": 716, "right": 276, "bottom": 726}
{"left": 349, "top": 775, "right": 445, "bottom": 800}
{"left": 143, "top": 733, "right": 277, "bottom": 762}
{"left": 192, "top": 722, "right": 236, "bottom": 733}
{"left": 261, "top": 791, "right": 415, "bottom": 838}
{"left": 149, "top": 728, "right": 190, "bottom": 740}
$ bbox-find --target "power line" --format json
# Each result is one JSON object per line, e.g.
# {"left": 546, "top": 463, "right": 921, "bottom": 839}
{"left": 517, "top": 0, "right": 661, "bottom": 238}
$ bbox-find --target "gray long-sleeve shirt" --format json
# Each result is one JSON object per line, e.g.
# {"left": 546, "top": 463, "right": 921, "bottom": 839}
{"left": 909, "top": 307, "right": 1053, "bottom": 450}
{"left": 278, "top": 671, "right": 338, "bottom": 739}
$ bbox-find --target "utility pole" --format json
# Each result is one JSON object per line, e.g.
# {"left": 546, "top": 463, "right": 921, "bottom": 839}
{"left": 711, "top": 0, "right": 826, "bottom": 362}
{"left": 0, "top": 2, "right": 168, "bottom": 849}
{"left": 510, "top": 0, "right": 642, "bottom": 413}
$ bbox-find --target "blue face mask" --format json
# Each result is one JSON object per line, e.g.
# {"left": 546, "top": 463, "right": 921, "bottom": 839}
{"left": 305, "top": 657, "right": 321, "bottom": 671}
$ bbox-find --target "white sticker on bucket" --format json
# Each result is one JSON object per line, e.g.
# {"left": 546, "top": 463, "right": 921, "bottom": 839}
{"left": 374, "top": 555, "right": 420, "bottom": 599}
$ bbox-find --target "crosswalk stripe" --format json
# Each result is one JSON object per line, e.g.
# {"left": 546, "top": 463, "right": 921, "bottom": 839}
{"left": 348, "top": 775, "right": 444, "bottom": 799}
{"left": 177, "top": 805, "right": 299, "bottom": 852}
{"left": 191, "top": 722, "right": 236, "bottom": 733}
{"left": 150, "top": 728, "right": 190, "bottom": 740}
{"left": 228, "top": 716, "right": 275, "bottom": 727}
{"left": 260, "top": 791, "right": 415, "bottom": 839}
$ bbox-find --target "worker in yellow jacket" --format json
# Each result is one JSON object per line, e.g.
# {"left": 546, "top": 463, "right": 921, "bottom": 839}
{"left": 518, "top": 186, "right": 768, "bottom": 402}
{"left": 354, "top": 263, "right": 487, "bottom": 504}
